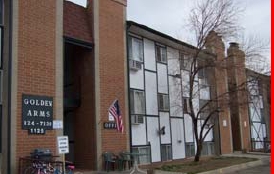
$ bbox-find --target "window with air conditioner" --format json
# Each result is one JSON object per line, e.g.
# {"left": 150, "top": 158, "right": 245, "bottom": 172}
{"left": 156, "top": 45, "right": 167, "bottom": 63}
{"left": 130, "top": 90, "right": 145, "bottom": 114}
{"left": 129, "top": 59, "right": 142, "bottom": 71}
{"left": 131, "top": 115, "right": 144, "bottom": 125}
{"left": 158, "top": 94, "right": 169, "bottom": 111}
{"left": 128, "top": 36, "right": 143, "bottom": 62}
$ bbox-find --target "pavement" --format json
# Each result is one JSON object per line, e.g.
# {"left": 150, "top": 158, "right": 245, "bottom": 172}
{"left": 197, "top": 152, "right": 270, "bottom": 174}
{"left": 74, "top": 152, "right": 271, "bottom": 174}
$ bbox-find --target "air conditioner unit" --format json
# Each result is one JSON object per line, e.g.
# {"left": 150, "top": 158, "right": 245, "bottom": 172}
{"left": 131, "top": 115, "right": 144, "bottom": 125}
{"left": 129, "top": 59, "right": 142, "bottom": 71}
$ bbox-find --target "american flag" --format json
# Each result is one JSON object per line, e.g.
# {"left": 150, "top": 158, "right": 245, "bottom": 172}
{"left": 108, "top": 100, "right": 124, "bottom": 133}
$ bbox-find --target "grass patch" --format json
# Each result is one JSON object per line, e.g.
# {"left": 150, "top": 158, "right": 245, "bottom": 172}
{"left": 155, "top": 156, "right": 257, "bottom": 174}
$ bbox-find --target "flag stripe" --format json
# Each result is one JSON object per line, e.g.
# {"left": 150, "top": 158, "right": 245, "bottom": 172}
{"left": 108, "top": 100, "right": 124, "bottom": 133}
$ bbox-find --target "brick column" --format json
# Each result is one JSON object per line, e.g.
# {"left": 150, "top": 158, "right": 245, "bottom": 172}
{"left": 91, "top": 0, "right": 129, "bottom": 170}
{"left": 227, "top": 43, "right": 250, "bottom": 151}
{"left": 205, "top": 31, "right": 233, "bottom": 154}
{"left": 11, "top": 0, "right": 63, "bottom": 173}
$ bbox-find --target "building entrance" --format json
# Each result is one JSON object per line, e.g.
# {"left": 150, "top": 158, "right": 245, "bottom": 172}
{"left": 63, "top": 40, "right": 96, "bottom": 169}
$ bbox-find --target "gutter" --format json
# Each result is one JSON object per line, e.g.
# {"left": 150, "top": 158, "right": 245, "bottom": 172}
{"left": 7, "top": 0, "right": 13, "bottom": 173}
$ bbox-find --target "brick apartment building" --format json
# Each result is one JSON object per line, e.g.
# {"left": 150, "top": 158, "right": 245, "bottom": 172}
{"left": 0, "top": 0, "right": 270, "bottom": 173}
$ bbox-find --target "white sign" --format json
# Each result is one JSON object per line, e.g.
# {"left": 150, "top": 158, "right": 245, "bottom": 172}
{"left": 108, "top": 112, "right": 114, "bottom": 121}
{"left": 57, "top": 136, "right": 69, "bottom": 154}
{"left": 53, "top": 120, "right": 63, "bottom": 129}
{"left": 223, "top": 120, "right": 227, "bottom": 127}
{"left": 244, "top": 121, "right": 247, "bottom": 127}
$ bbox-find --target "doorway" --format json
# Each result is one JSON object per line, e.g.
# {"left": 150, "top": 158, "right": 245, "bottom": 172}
{"left": 63, "top": 40, "right": 96, "bottom": 169}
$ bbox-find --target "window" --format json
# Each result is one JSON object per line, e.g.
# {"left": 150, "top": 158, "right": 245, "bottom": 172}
{"left": 198, "top": 67, "right": 207, "bottom": 79}
{"left": 128, "top": 36, "right": 143, "bottom": 62}
{"left": 260, "top": 108, "right": 265, "bottom": 123}
{"left": 183, "top": 97, "right": 190, "bottom": 113}
{"left": 199, "top": 99, "right": 209, "bottom": 120}
{"left": 201, "top": 142, "right": 215, "bottom": 156}
{"left": 180, "top": 53, "right": 191, "bottom": 71}
{"left": 0, "top": 0, "right": 3, "bottom": 25}
{"left": 132, "top": 146, "right": 151, "bottom": 164}
{"left": 0, "top": 28, "right": 2, "bottom": 69}
{"left": 0, "top": 70, "right": 2, "bottom": 104}
{"left": 185, "top": 142, "right": 195, "bottom": 157}
{"left": 130, "top": 90, "right": 145, "bottom": 114}
{"left": 156, "top": 45, "right": 167, "bottom": 63}
{"left": 161, "top": 144, "right": 172, "bottom": 161}
{"left": 158, "top": 94, "right": 169, "bottom": 111}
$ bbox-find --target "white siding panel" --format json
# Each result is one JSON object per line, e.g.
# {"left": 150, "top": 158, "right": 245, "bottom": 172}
{"left": 145, "top": 71, "right": 158, "bottom": 115}
{"left": 184, "top": 114, "right": 194, "bottom": 142}
{"left": 131, "top": 120, "right": 147, "bottom": 146}
{"left": 200, "top": 86, "right": 210, "bottom": 100}
{"left": 171, "top": 118, "right": 186, "bottom": 159}
{"left": 198, "top": 120, "right": 213, "bottom": 142}
{"left": 147, "top": 117, "right": 161, "bottom": 162}
{"left": 169, "top": 76, "right": 183, "bottom": 117}
{"left": 157, "top": 63, "right": 168, "bottom": 94}
{"left": 130, "top": 64, "right": 144, "bottom": 89}
{"left": 144, "top": 38, "right": 156, "bottom": 71}
{"left": 159, "top": 112, "right": 171, "bottom": 144}
{"left": 249, "top": 105, "right": 260, "bottom": 122}
{"left": 193, "top": 98, "right": 199, "bottom": 116}
{"left": 167, "top": 47, "right": 180, "bottom": 75}
{"left": 181, "top": 70, "right": 190, "bottom": 97}
{"left": 252, "top": 123, "right": 264, "bottom": 141}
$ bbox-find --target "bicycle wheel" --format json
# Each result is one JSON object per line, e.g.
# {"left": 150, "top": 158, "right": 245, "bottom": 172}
{"left": 23, "top": 166, "right": 37, "bottom": 174}
{"left": 66, "top": 169, "right": 74, "bottom": 174}
{"left": 53, "top": 168, "right": 62, "bottom": 174}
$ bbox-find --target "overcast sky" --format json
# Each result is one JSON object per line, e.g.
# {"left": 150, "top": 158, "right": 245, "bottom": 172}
{"left": 67, "top": 0, "right": 270, "bottom": 69}
{"left": 68, "top": 0, "right": 270, "bottom": 41}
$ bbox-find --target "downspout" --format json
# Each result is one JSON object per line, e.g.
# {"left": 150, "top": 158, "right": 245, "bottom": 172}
{"left": 126, "top": 22, "right": 132, "bottom": 151}
{"left": 7, "top": 0, "right": 13, "bottom": 173}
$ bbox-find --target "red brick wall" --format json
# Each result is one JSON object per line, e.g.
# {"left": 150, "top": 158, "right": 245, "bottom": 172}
{"left": 17, "top": 0, "right": 57, "bottom": 160}
{"left": 98, "top": 0, "right": 128, "bottom": 154}
{"left": 64, "top": 1, "right": 93, "bottom": 43}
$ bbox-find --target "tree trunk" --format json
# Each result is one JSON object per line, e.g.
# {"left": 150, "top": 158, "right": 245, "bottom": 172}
{"left": 194, "top": 142, "right": 202, "bottom": 162}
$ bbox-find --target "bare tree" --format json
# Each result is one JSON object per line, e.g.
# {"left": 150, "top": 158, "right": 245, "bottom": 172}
{"left": 239, "top": 34, "right": 270, "bottom": 74}
{"left": 182, "top": 0, "right": 243, "bottom": 162}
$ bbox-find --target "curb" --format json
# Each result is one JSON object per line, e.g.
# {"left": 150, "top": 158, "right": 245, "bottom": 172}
{"left": 149, "top": 170, "right": 186, "bottom": 174}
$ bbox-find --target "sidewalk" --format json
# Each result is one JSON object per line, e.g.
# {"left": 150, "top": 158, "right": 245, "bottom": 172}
{"left": 77, "top": 152, "right": 270, "bottom": 174}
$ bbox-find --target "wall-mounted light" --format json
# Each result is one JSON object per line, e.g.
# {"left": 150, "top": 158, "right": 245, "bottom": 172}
{"left": 158, "top": 126, "right": 165, "bottom": 135}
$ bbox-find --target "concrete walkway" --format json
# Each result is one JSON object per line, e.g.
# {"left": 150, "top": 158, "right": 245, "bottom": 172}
{"left": 76, "top": 152, "right": 270, "bottom": 174}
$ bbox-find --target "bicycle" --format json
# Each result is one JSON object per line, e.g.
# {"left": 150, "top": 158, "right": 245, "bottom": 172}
{"left": 53, "top": 161, "right": 74, "bottom": 174}
{"left": 23, "top": 159, "right": 54, "bottom": 174}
